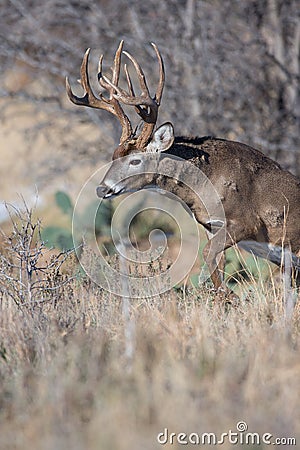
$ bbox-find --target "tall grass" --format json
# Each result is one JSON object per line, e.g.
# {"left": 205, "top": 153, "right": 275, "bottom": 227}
{"left": 1, "top": 278, "right": 300, "bottom": 449}
{"left": 0, "top": 208, "right": 299, "bottom": 449}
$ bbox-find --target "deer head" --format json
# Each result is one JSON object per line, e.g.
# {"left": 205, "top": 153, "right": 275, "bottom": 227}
{"left": 66, "top": 42, "right": 177, "bottom": 198}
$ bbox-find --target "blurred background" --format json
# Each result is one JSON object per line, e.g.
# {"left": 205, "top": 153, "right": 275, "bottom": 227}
{"left": 0, "top": 0, "right": 299, "bottom": 223}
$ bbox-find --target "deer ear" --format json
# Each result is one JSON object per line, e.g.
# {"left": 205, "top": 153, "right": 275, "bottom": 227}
{"left": 146, "top": 122, "right": 174, "bottom": 153}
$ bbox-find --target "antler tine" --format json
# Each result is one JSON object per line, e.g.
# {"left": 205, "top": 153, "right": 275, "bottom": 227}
{"left": 67, "top": 43, "right": 132, "bottom": 145}
{"left": 112, "top": 40, "right": 123, "bottom": 86}
{"left": 151, "top": 42, "right": 165, "bottom": 106}
{"left": 66, "top": 49, "right": 112, "bottom": 112}
{"left": 124, "top": 63, "right": 134, "bottom": 96}
{"left": 97, "top": 41, "right": 123, "bottom": 94}
{"left": 66, "top": 50, "right": 89, "bottom": 106}
{"left": 122, "top": 50, "right": 152, "bottom": 102}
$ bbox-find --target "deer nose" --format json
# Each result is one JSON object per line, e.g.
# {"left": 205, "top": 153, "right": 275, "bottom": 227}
{"left": 96, "top": 185, "right": 109, "bottom": 198}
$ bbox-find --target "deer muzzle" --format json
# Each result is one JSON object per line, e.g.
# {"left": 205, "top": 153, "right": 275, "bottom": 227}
{"left": 96, "top": 184, "right": 124, "bottom": 199}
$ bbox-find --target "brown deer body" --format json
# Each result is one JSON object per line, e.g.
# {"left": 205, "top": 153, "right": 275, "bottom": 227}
{"left": 67, "top": 41, "right": 300, "bottom": 293}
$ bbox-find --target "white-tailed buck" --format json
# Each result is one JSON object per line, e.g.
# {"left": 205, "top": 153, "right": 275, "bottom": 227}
{"left": 66, "top": 41, "right": 300, "bottom": 296}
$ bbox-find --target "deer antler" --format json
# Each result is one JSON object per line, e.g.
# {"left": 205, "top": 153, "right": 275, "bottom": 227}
{"left": 66, "top": 41, "right": 132, "bottom": 145}
{"left": 66, "top": 41, "right": 165, "bottom": 156}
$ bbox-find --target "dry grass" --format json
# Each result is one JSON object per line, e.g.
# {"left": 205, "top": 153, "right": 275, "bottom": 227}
{"left": 0, "top": 207, "right": 299, "bottom": 449}
{"left": 0, "top": 272, "right": 300, "bottom": 449}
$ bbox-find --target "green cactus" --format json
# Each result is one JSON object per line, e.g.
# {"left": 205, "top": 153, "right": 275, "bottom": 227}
{"left": 55, "top": 191, "right": 73, "bottom": 216}
{"left": 82, "top": 199, "right": 112, "bottom": 236}
{"left": 225, "top": 247, "right": 270, "bottom": 288}
{"left": 41, "top": 226, "right": 74, "bottom": 251}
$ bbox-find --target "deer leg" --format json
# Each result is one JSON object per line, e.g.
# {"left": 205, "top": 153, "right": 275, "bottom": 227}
{"left": 202, "top": 239, "right": 226, "bottom": 290}
{"left": 202, "top": 237, "right": 240, "bottom": 304}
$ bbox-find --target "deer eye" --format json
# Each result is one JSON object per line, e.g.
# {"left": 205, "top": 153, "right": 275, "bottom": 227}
{"left": 130, "top": 159, "right": 141, "bottom": 166}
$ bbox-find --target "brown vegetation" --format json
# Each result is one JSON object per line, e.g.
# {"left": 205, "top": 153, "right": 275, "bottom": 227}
{"left": 0, "top": 208, "right": 299, "bottom": 449}
{"left": 1, "top": 272, "right": 300, "bottom": 449}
